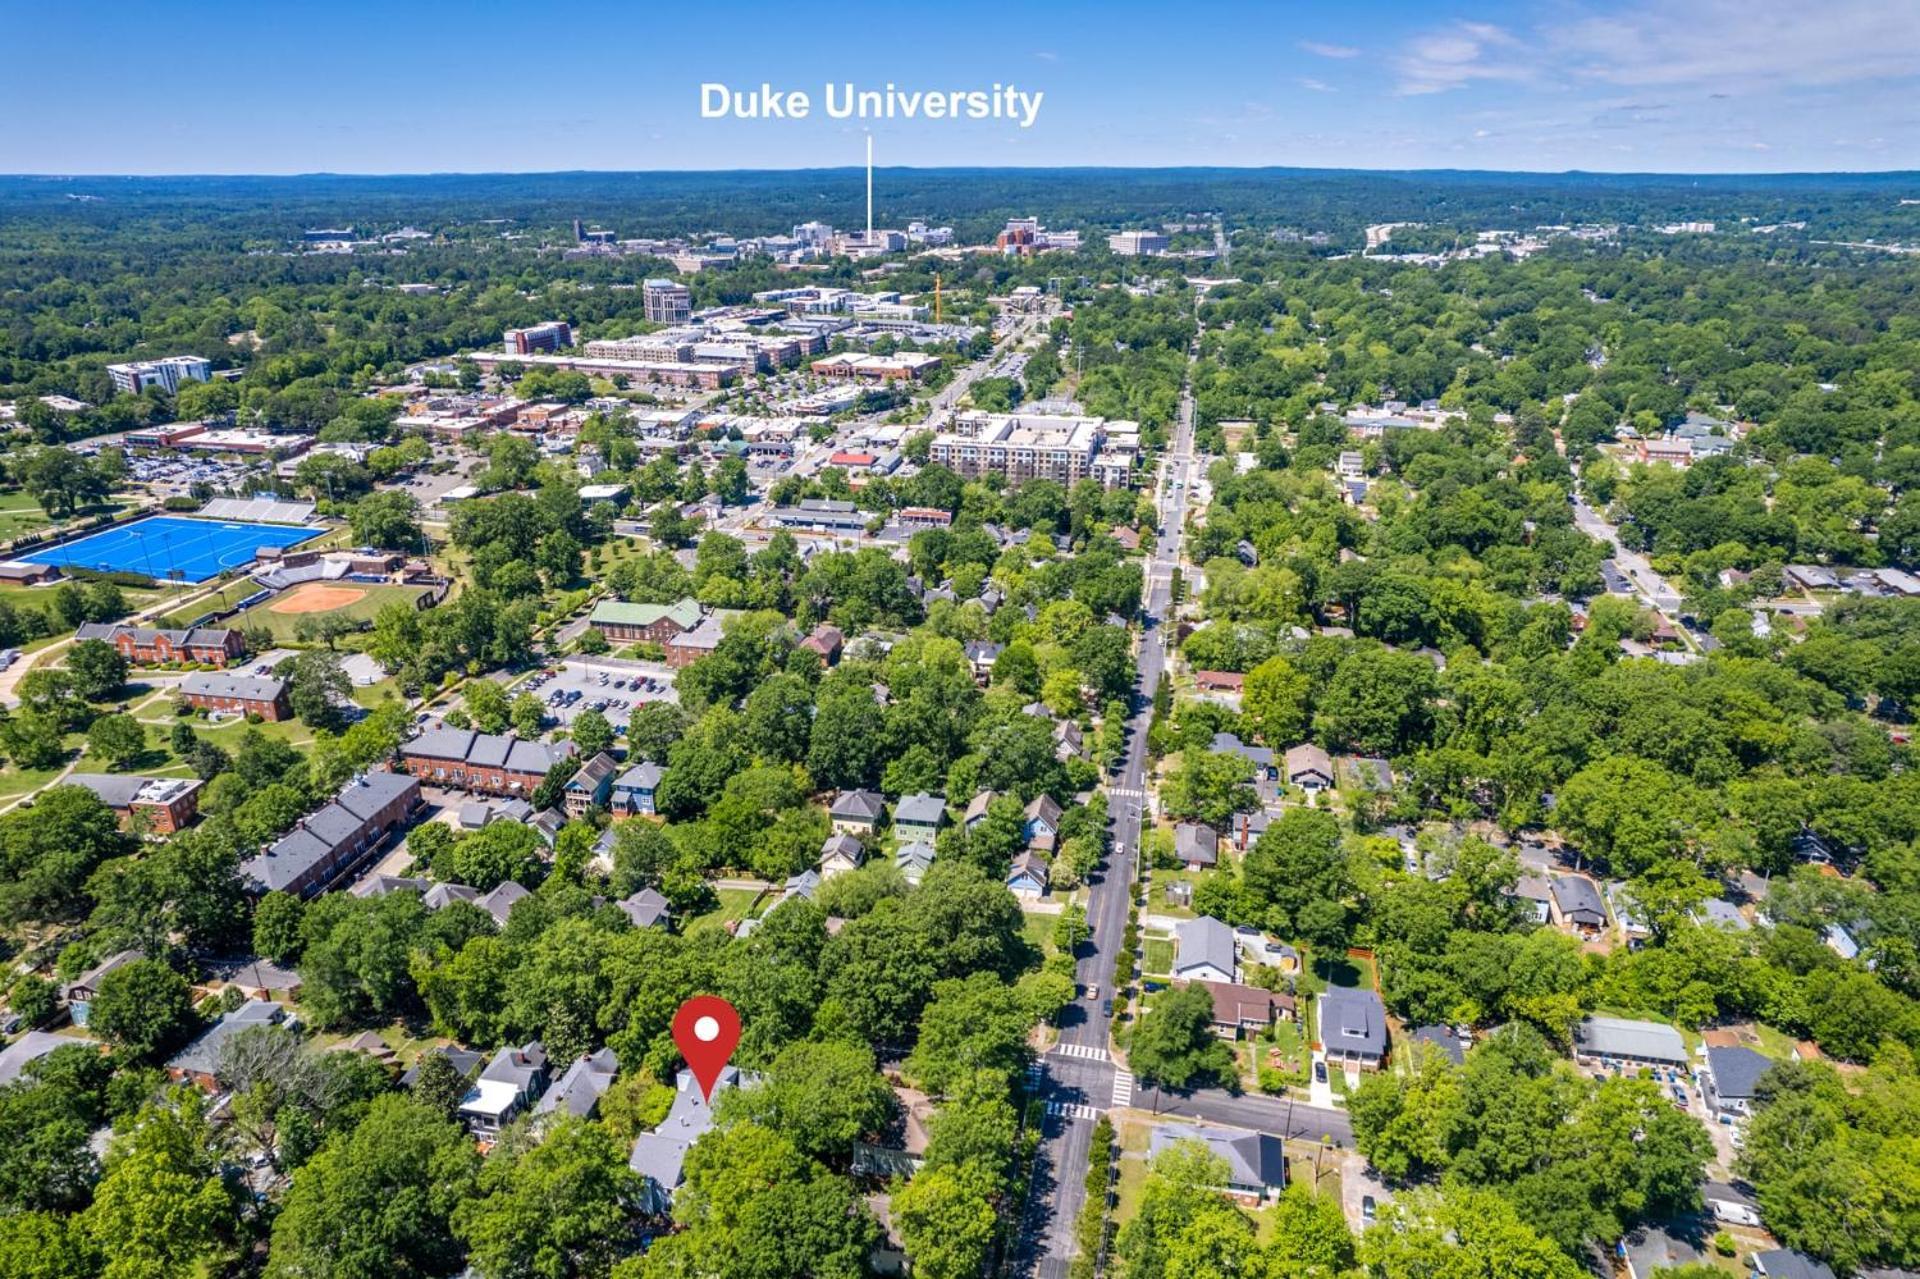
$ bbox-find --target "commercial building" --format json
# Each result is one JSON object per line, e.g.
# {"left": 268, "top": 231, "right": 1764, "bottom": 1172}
{"left": 927, "top": 411, "right": 1138, "bottom": 489}
{"left": 68, "top": 774, "right": 202, "bottom": 834}
{"left": 809, "top": 352, "right": 942, "bottom": 382}
{"left": 503, "top": 322, "right": 574, "bottom": 356}
{"left": 586, "top": 598, "right": 704, "bottom": 645}
{"left": 401, "top": 729, "right": 576, "bottom": 796}
{"left": 179, "top": 671, "right": 291, "bottom": 721}
{"left": 74, "top": 622, "right": 245, "bottom": 667}
{"left": 1572, "top": 1015, "right": 1689, "bottom": 1068}
{"left": 643, "top": 279, "right": 693, "bottom": 325}
{"left": 468, "top": 350, "right": 735, "bottom": 389}
{"left": 239, "top": 771, "right": 423, "bottom": 898}
{"left": 1108, "top": 230, "right": 1170, "bottom": 256}
{"left": 106, "top": 355, "right": 211, "bottom": 396}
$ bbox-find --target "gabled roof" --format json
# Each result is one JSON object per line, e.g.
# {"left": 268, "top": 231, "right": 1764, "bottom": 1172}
{"left": 1550, "top": 875, "right": 1608, "bottom": 922}
{"left": 1024, "top": 794, "right": 1063, "bottom": 827}
{"left": 783, "top": 868, "right": 820, "bottom": 899}
{"left": 615, "top": 762, "right": 665, "bottom": 790}
{"left": 589, "top": 598, "right": 703, "bottom": 631}
{"left": 568, "top": 752, "right": 619, "bottom": 791}
{"left": 1149, "top": 1121, "right": 1284, "bottom": 1190}
{"left": 181, "top": 671, "right": 285, "bottom": 702}
{"left": 1705, "top": 1045, "right": 1773, "bottom": 1101}
{"left": 168, "top": 1000, "right": 286, "bottom": 1077}
{"left": 1284, "top": 743, "right": 1334, "bottom": 779}
{"left": 1007, "top": 851, "right": 1050, "bottom": 886}
{"left": 895, "top": 841, "right": 936, "bottom": 871}
{"left": 1174, "top": 916, "right": 1237, "bottom": 978}
{"left": 895, "top": 792, "right": 946, "bottom": 827}
{"left": 821, "top": 832, "right": 865, "bottom": 864}
{"left": 478, "top": 881, "right": 530, "bottom": 926}
{"left": 963, "top": 790, "right": 996, "bottom": 824}
{"left": 1210, "top": 732, "right": 1273, "bottom": 769}
{"left": 1320, "top": 986, "right": 1387, "bottom": 1057}
{"left": 1174, "top": 822, "right": 1218, "bottom": 866}
{"left": 534, "top": 1048, "right": 618, "bottom": 1118}
{"left": 1573, "top": 1015, "right": 1687, "bottom": 1064}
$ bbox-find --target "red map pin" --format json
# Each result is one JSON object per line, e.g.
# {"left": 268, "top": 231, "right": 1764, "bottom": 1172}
{"left": 671, "top": 995, "right": 742, "bottom": 1102}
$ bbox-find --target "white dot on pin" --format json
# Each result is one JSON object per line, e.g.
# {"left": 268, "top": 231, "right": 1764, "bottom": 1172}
{"left": 695, "top": 1015, "right": 720, "bottom": 1042}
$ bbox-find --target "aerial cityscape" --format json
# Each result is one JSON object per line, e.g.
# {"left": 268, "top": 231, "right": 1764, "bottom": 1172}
{"left": 0, "top": 3, "right": 1918, "bottom": 1279}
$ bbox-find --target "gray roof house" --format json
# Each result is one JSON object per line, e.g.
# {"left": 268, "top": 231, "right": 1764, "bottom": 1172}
{"left": 424, "top": 882, "right": 481, "bottom": 911}
{"left": 630, "top": 1066, "right": 745, "bottom": 1216}
{"left": 1621, "top": 1225, "right": 1706, "bottom": 1279}
{"left": 477, "top": 880, "right": 530, "bottom": 927}
{"left": 820, "top": 832, "right": 866, "bottom": 877}
{"left": 1023, "top": 794, "right": 1063, "bottom": 850}
{"left": 1319, "top": 986, "right": 1388, "bottom": 1069}
{"left": 1573, "top": 1015, "right": 1688, "bottom": 1067}
{"left": 1174, "top": 822, "right": 1218, "bottom": 869}
{"left": 239, "top": 771, "right": 422, "bottom": 899}
{"left": 1549, "top": 875, "right": 1609, "bottom": 934}
{"left": 1173, "top": 916, "right": 1238, "bottom": 984}
{"left": 894, "top": 840, "right": 936, "bottom": 884}
{"left": 894, "top": 792, "right": 946, "bottom": 840}
{"left": 962, "top": 789, "right": 996, "bottom": 829}
{"left": 460, "top": 1042, "right": 549, "bottom": 1136}
{"left": 1148, "top": 1121, "right": 1285, "bottom": 1200}
{"left": 1284, "top": 743, "right": 1335, "bottom": 790}
{"left": 1703, "top": 1045, "right": 1774, "bottom": 1115}
{"left": 401, "top": 1045, "right": 484, "bottom": 1090}
{"left": 0, "top": 1030, "right": 100, "bottom": 1087}
{"left": 830, "top": 789, "right": 886, "bottom": 832}
{"left": 783, "top": 868, "right": 821, "bottom": 900}
{"left": 1210, "top": 732, "right": 1275, "bottom": 778}
{"left": 1755, "top": 1251, "right": 1839, "bottom": 1279}
{"left": 167, "top": 1000, "right": 289, "bottom": 1087}
{"left": 534, "top": 1048, "right": 619, "bottom": 1120}
{"left": 617, "top": 888, "right": 671, "bottom": 929}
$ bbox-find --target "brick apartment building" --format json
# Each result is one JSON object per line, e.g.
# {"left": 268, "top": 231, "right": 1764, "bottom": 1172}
{"left": 239, "top": 771, "right": 423, "bottom": 898}
{"left": 179, "top": 671, "right": 291, "bottom": 721}
{"left": 75, "top": 623, "right": 246, "bottom": 666}
{"left": 68, "top": 774, "right": 203, "bottom": 834}
{"left": 400, "top": 729, "right": 576, "bottom": 796}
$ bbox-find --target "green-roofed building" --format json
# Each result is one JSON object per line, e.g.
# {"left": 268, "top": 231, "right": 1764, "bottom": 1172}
{"left": 588, "top": 598, "right": 705, "bottom": 643}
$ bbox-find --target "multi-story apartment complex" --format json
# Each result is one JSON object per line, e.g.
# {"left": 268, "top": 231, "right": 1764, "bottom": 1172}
{"left": 642, "top": 279, "right": 693, "bottom": 325}
{"left": 178, "top": 671, "right": 292, "bottom": 721}
{"left": 503, "top": 322, "right": 574, "bottom": 356}
{"left": 239, "top": 771, "right": 422, "bottom": 898}
{"left": 1109, "top": 229, "right": 1171, "bottom": 256}
{"left": 106, "top": 356, "right": 211, "bottom": 396}
{"left": 69, "top": 774, "right": 203, "bottom": 834}
{"left": 928, "top": 411, "right": 1139, "bottom": 489}
{"left": 74, "top": 622, "right": 246, "bottom": 666}
{"left": 400, "top": 728, "right": 575, "bottom": 796}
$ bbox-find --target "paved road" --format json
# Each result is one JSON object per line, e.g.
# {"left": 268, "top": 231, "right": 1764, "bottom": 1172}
{"left": 1021, "top": 319, "right": 1204, "bottom": 1279}
{"left": 1571, "top": 490, "right": 1683, "bottom": 613}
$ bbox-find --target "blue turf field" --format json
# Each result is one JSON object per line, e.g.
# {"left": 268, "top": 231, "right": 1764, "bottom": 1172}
{"left": 20, "top": 516, "right": 322, "bottom": 583}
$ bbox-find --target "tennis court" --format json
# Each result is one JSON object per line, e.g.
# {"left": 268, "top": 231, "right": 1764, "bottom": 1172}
{"left": 20, "top": 515, "right": 322, "bottom": 583}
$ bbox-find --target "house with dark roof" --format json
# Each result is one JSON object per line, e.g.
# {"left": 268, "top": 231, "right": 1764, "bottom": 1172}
{"left": 894, "top": 793, "right": 946, "bottom": 843}
{"left": 167, "top": 1000, "right": 289, "bottom": 1091}
{"left": 1755, "top": 1250, "right": 1839, "bottom": 1279}
{"left": 179, "top": 670, "right": 290, "bottom": 720}
{"left": 563, "top": 752, "right": 619, "bottom": 817}
{"left": 1702, "top": 1045, "right": 1774, "bottom": 1117}
{"left": 1210, "top": 732, "right": 1275, "bottom": 780}
{"left": 460, "top": 1042, "right": 549, "bottom": 1136}
{"left": 477, "top": 881, "right": 530, "bottom": 928}
{"left": 1174, "top": 916, "right": 1238, "bottom": 984}
{"left": 62, "top": 949, "right": 144, "bottom": 1027}
{"left": 617, "top": 888, "right": 671, "bottom": 929}
{"left": 1510, "top": 874, "right": 1553, "bottom": 924}
{"left": 0, "top": 1031, "right": 100, "bottom": 1087}
{"left": 1284, "top": 744, "right": 1335, "bottom": 791}
{"left": 964, "top": 641, "right": 1003, "bottom": 680}
{"left": 820, "top": 832, "right": 866, "bottom": 877}
{"left": 1621, "top": 1225, "right": 1706, "bottom": 1279}
{"left": 1548, "top": 875, "right": 1609, "bottom": 936}
{"left": 534, "top": 1048, "right": 618, "bottom": 1121}
{"left": 829, "top": 789, "right": 886, "bottom": 836}
{"left": 1148, "top": 1121, "right": 1285, "bottom": 1201}
{"left": 401, "top": 1045, "right": 484, "bottom": 1090}
{"left": 1407, "top": 1024, "right": 1469, "bottom": 1065}
{"left": 1174, "top": 822, "right": 1219, "bottom": 870}
{"left": 894, "top": 841, "right": 936, "bottom": 884}
{"left": 611, "top": 762, "right": 665, "bottom": 816}
{"left": 400, "top": 729, "right": 574, "bottom": 797}
{"left": 1200, "top": 982, "right": 1295, "bottom": 1038}
{"left": 76, "top": 622, "right": 244, "bottom": 667}
{"left": 630, "top": 1066, "right": 744, "bottom": 1215}
{"left": 962, "top": 789, "right": 996, "bottom": 830}
{"left": 799, "top": 624, "right": 844, "bottom": 664}
{"left": 1319, "top": 986, "right": 1388, "bottom": 1071}
{"left": 240, "top": 771, "right": 421, "bottom": 898}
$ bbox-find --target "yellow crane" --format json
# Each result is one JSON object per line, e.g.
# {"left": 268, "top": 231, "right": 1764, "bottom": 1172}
{"left": 933, "top": 272, "right": 942, "bottom": 326}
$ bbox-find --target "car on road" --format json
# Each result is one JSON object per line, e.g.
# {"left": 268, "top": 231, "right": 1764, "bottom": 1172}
{"left": 1082, "top": 985, "right": 1098, "bottom": 1002}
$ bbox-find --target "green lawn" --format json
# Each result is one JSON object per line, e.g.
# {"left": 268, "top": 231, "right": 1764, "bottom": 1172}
{"left": 684, "top": 887, "right": 763, "bottom": 934}
{"left": 1021, "top": 912, "right": 1057, "bottom": 954}
{"left": 229, "top": 583, "right": 433, "bottom": 642}
{"left": 1143, "top": 938, "right": 1175, "bottom": 976}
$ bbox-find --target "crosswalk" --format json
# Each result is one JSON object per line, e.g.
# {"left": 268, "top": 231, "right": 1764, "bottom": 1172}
{"left": 1111, "top": 1070, "right": 1135, "bottom": 1109}
{"left": 1108, "top": 786, "right": 1146, "bottom": 801}
{"left": 1052, "top": 1042, "right": 1111, "bottom": 1062}
{"left": 1046, "top": 1101, "right": 1102, "bottom": 1121}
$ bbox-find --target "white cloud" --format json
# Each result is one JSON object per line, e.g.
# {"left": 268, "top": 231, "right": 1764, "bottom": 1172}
{"left": 1393, "top": 21, "right": 1533, "bottom": 95}
{"left": 1299, "top": 78, "right": 1335, "bottom": 93}
{"left": 1299, "top": 40, "right": 1361, "bottom": 59}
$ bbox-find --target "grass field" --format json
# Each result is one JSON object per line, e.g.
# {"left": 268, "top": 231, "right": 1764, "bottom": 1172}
{"left": 230, "top": 582, "right": 432, "bottom": 641}
{"left": 685, "top": 887, "right": 763, "bottom": 934}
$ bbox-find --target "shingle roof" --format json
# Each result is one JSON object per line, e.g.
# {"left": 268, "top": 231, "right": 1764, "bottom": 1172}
{"left": 1284, "top": 743, "right": 1334, "bottom": 780}
{"left": 1149, "top": 1121, "right": 1283, "bottom": 1190}
{"left": 1706, "top": 1046, "right": 1774, "bottom": 1101}
{"left": 1550, "top": 875, "right": 1608, "bottom": 922}
{"left": 167, "top": 1001, "right": 286, "bottom": 1077}
{"left": 1573, "top": 1015, "right": 1687, "bottom": 1064}
{"left": 181, "top": 671, "right": 285, "bottom": 702}
{"left": 1174, "top": 916, "right": 1237, "bottom": 979}
{"left": 618, "top": 888, "right": 671, "bottom": 928}
{"left": 1175, "top": 822, "right": 1218, "bottom": 866}
{"left": 534, "top": 1048, "right": 618, "bottom": 1118}
{"left": 1319, "top": 986, "right": 1387, "bottom": 1057}
{"left": 830, "top": 790, "right": 885, "bottom": 822}
{"left": 895, "top": 792, "right": 946, "bottom": 827}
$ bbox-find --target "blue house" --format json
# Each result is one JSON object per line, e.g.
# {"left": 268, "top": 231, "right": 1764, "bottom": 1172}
{"left": 612, "top": 762, "right": 666, "bottom": 817}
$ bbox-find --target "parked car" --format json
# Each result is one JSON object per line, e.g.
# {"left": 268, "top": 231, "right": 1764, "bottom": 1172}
{"left": 1314, "top": 1062, "right": 1328, "bottom": 1084}
{"left": 1361, "top": 1196, "right": 1377, "bottom": 1223}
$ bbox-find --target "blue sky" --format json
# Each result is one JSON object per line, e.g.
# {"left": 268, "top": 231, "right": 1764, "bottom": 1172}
{"left": 3, "top": 0, "right": 1916, "bottom": 174}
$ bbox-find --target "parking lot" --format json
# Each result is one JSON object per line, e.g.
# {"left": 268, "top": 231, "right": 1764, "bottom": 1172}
{"left": 519, "top": 655, "right": 677, "bottom": 731}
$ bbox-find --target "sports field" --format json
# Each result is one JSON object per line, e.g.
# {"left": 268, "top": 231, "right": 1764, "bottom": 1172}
{"left": 19, "top": 515, "right": 321, "bottom": 583}
{"left": 231, "top": 581, "right": 432, "bottom": 640}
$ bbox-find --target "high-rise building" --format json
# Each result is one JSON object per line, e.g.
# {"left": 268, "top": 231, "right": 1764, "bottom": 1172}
{"left": 503, "top": 322, "right": 574, "bottom": 356}
{"left": 642, "top": 279, "right": 693, "bottom": 325}
{"left": 106, "top": 356, "right": 212, "bottom": 397}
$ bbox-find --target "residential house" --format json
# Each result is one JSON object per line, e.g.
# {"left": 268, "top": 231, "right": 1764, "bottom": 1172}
{"left": 799, "top": 624, "right": 844, "bottom": 664}
{"left": 820, "top": 833, "right": 866, "bottom": 878}
{"left": 534, "top": 1048, "right": 619, "bottom": 1121}
{"left": 167, "top": 1001, "right": 289, "bottom": 1091}
{"left": 783, "top": 868, "right": 821, "bottom": 901}
{"left": 1754, "top": 1251, "right": 1839, "bottom": 1279}
{"left": 611, "top": 762, "right": 666, "bottom": 817}
{"left": 830, "top": 790, "right": 886, "bottom": 837}
{"left": 962, "top": 789, "right": 996, "bottom": 831}
{"left": 477, "top": 881, "right": 530, "bottom": 928}
{"left": 1211, "top": 732, "right": 1276, "bottom": 780}
{"left": 585, "top": 598, "right": 703, "bottom": 645}
{"left": 563, "top": 752, "right": 619, "bottom": 817}
{"left": 1548, "top": 875, "right": 1609, "bottom": 937}
{"left": 1173, "top": 916, "right": 1238, "bottom": 984}
{"left": 1407, "top": 1024, "right": 1469, "bottom": 1065}
{"left": 1229, "top": 807, "right": 1273, "bottom": 852}
{"left": 1319, "top": 986, "right": 1389, "bottom": 1071}
{"left": 617, "top": 888, "right": 671, "bottom": 929}
{"left": 1023, "top": 794, "right": 1063, "bottom": 851}
{"left": 460, "top": 1042, "right": 550, "bottom": 1136}
{"left": 401, "top": 1046, "right": 483, "bottom": 1091}
{"left": 1054, "top": 719, "right": 1086, "bottom": 762}
{"left": 1702, "top": 1046, "right": 1773, "bottom": 1117}
{"left": 1175, "top": 822, "right": 1219, "bottom": 870}
{"left": 895, "top": 841, "right": 936, "bottom": 885}
{"left": 1201, "top": 982, "right": 1295, "bottom": 1038}
{"left": 1284, "top": 744, "right": 1335, "bottom": 791}
{"left": 1148, "top": 1122, "right": 1285, "bottom": 1202}
{"left": 1510, "top": 874, "right": 1553, "bottom": 924}
{"left": 0, "top": 1031, "right": 100, "bottom": 1087}
{"left": 423, "top": 883, "right": 481, "bottom": 911}
{"left": 630, "top": 1066, "right": 744, "bottom": 1215}
{"left": 964, "top": 641, "right": 1004, "bottom": 680}
{"left": 63, "top": 949, "right": 145, "bottom": 1027}
{"left": 1342, "top": 756, "right": 1393, "bottom": 792}
{"left": 1006, "top": 852, "right": 1050, "bottom": 898}
{"left": 894, "top": 793, "right": 946, "bottom": 844}
{"left": 1621, "top": 1226, "right": 1706, "bottom": 1279}
{"left": 239, "top": 772, "right": 422, "bottom": 899}
{"left": 179, "top": 671, "right": 291, "bottom": 721}
{"left": 1572, "top": 1015, "right": 1688, "bottom": 1069}
{"left": 400, "top": 729, "right": 575, "bottom": 797}
{"left": 68, "top": 774, "right": 202, "bottom": 834}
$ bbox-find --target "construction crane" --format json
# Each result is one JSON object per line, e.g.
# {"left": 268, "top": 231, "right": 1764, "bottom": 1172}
{"left": 933, "top": 272, "right": 942, "bottom": 325}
